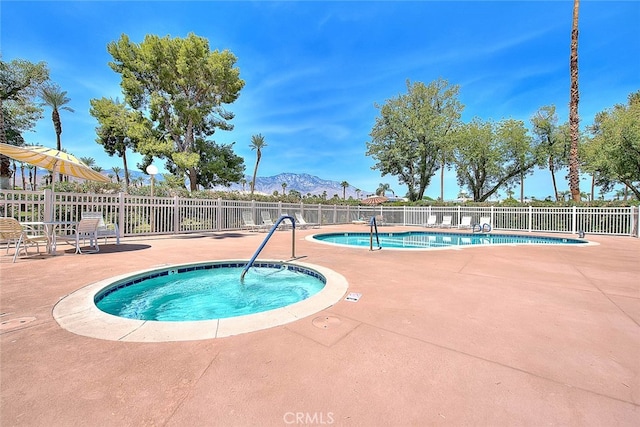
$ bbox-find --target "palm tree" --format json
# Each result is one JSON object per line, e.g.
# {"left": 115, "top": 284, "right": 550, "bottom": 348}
{"left": 41, "top": 84, "right": 74, "bottom": 182}
{"left": 377, "top": 183, "right": 391, "bottom": 196}
{"left": 249, "top": 134, "right": 266, "bottom": 195}
{"left": 281, "top": 182, "right": 287, "bottom": 195}
{"left": 40, "top": 84, "right": 74, "bottom": 152}
{"left": 79, "top": 156, "right": 95, "bottom": 168}
{"left": 111, "top": 166, "right": 122, "bottom": 183}
{"left": 568, "top": 0, "right": 581, "bottom": 202}
{"left": 341, "top": 181, "right": 349, "bottom": 199}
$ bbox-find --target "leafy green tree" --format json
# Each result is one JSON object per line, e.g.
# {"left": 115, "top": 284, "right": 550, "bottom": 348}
{"left": 531, "top": 105, "right": 569, "bottom": 201}
{"left": 0, "top": 58, "right": 49, "bottom": 188}
{"left": 89, "top": 97, "right": 153, "bottom": 190}
{"left": 453, "top": 118, "right": 537, "bottom": 202}
{"left": 367, "top": 79, "right": 463, "bottom": 201}
{"left": 584, "top": 91, "right": 640, "bottom": 199}
{"left": 182, "top": 138, "right": 244, "bottom": 189}
{"left": 107, "top": 33, "right": 245, "bottom": 191}
{"left": 500, "top": 118, "right": 537, "bottom": 202}
{"left": 249, "top": 133, "right": 266, "bottom": 195}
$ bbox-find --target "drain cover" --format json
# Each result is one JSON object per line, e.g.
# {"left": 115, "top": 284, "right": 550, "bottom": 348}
{"left": 0, "top": 316, "right": 36, "bottom": 331}
{"left": 312, "top": 316, "right": 341, "bottom": 329}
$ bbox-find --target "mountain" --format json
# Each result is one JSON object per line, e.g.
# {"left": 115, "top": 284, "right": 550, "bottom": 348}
{"left": 217, "top": 173, "right": 368, "bottom": 199}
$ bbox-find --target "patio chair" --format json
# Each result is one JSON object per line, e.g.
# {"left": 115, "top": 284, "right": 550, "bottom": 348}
{"left": 375, "top": 214, "right": 388, "bottom": 226}
{"left": 241, "top": 211, "right": 267, "bottom": 232}
{"left": 0, "top": 218, "right": 49, "bottom": 262}
{"left": 81, "top": 211, "right": 120, "bottom": 244}
{"left": 458, "top": 216, "right": 472, "bottom": 229}
{"left": 295, "top": 212, "right": 320, "bottom": 229}
{"left": 439, "top": 215, "right": 452, "bottom": 228}
{"left": 57, "top": 217, "right": 101, "bottom": 254}
{"left": 424, "top": 215, "right": 437, "bottom": 228}
{"left": 261, "top": 211, "right": 276, "bottom": 229}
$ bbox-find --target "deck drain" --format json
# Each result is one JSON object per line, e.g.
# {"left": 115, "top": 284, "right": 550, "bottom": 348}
{"left": 0, "top": 316, "right": 36, "bottom": 331}
{"left": 312, "top": 316, "right": 341, "bottom": 329}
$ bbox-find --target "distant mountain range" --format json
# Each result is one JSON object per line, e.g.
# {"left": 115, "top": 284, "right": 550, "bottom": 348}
{"left": 28, "top": 168, "right": 372, "bottom": 198}
{"left": 214, "top": 173, "right": 370, "bottom": 199}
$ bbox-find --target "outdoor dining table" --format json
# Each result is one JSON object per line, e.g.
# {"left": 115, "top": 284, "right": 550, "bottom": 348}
{"left": 21, "top": 221, "right": 77, "bottom": 255}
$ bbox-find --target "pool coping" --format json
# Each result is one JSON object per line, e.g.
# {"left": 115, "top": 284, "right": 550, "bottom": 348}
{"left": 52, "top": 259, "right": 349, "bottom": 342}
{"left": 306, "top": 230, "right": 598, "bottom": 250}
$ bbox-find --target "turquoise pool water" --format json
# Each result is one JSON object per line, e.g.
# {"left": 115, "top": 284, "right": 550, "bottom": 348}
{"left": 311, "top": 231, "right": 586, "bottom": 249}
{"left": 95, "top": 262, "right": 326, "bottom": 322}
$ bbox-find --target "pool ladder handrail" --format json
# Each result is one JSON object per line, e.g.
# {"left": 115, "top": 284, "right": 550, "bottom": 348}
{"left": 472, "top": 222, "right": 492, "bottom": 233}
{"left": 369, "top": 216, "right": 382, "bottom": 251}
{"left": 241, "top": 215, "right": 296, "bottom": 281}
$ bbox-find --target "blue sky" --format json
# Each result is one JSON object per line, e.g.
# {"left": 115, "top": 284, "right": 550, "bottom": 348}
{"left": 2, "top": 1, "right": 638, "bottom": 199}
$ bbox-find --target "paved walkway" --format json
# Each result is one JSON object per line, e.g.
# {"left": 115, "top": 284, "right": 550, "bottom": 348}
{"left": 1, "top": 226, "right": 639, "bottom": 426}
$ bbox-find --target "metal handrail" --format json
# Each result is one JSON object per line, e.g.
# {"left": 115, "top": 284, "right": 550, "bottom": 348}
{"left": 241, "top": 215, "right": 296, "bottom": 281}
{"left": 369, "top": 216, "right": 381, "bottom": 251}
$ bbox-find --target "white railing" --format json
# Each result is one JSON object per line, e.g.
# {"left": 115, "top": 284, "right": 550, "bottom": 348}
{"left": 1, "top": 189, "right": 638, "bottom": 238}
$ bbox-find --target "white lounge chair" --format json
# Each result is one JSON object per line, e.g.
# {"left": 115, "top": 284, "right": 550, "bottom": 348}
{"left": 241, "top": 211, "right": 267, "bottom": 232}
{"left": 57, "top": 217, "right": 101, "bottom": 254}
{"left": 458, "top": 216, "right": 472, "bottom": 229}
{"left": 261, "top": 211, "right": 276, "bottom": 229}
{"left": 439, "top": 215, "right": 452, "bottom": 228}
{"left": 424, "top": 215, "right": 437, "bottom": 228}
{"left": 0, "top": 218, "right": 48, "bottom": 262}
{"left": 81, "top": 211, "right": 120, "bottom": 244}
{"left": 295, "top": 212, "right": 319, "bottom": 229}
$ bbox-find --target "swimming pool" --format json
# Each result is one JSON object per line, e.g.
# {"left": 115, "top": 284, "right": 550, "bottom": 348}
{"left": 95, "top": 262, "right": 326, "bottom": 321}
{"left": 53, "top": 260, "right": 348, "bottom": 342}
{"left": 310, "top": 231, "right": 588, "bottom": 249}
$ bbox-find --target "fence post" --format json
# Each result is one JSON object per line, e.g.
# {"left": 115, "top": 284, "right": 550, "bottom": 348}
{"left": 490, "top": 205, "right": 494, "bottom": 229}
{"left": 44, "top": 189, "right": 54, "bottom": 222}
{"left": 173, "top": 196, "right": 180, "bottom": 234}
{"left": 216, "top": 198, "right": 222, "bottom": 231}
{"left": 118, "top": 192, "right": 125, "bottom": 238}
{"left": 528, "top": 205, "right": 533, "bottom": 233}
{"left": 572, "top": 205, "right": 577, "bottom": 234}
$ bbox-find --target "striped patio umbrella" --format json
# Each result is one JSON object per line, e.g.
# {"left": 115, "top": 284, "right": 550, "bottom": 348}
{"left": 361, "top": 195, "right": 388, "bottom": 205}
{"left": 0, "top": 143, "right": 110, "bottom": 189}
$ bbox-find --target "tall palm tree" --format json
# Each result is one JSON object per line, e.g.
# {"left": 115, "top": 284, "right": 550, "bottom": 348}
{"left": 249, "top": 134, "right": 266, "bottom": 195}
{"left": 281, "top": 182, "right": 287, "bottom": 195}
{"left": 41, "top": 84, "right": 74, "bottom": 182}
{"left": 341, "top": 181, "right": 349, "bottom": 199}
{"left": 377, "top": 183, "right": 390, "bottom": 196}
{"left": 40, "top": 84, "right": 74, "bottom": 152}
{"left": 568, "top": 0, "right": 581, "bottom": 202}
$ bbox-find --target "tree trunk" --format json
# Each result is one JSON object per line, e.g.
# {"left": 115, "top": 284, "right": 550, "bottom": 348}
{"left": 123, "top": 151, "right": 130, "bottom": 191}
{"left": 549, "top": 156, "right": 560, "bottom": 201}
{"left": 189, "top": 167, "right": 198, "bottom": 192}
{"left": 569, "top": 0, "right": 581, "bottom": 202}
{"left": 440, "top": 160, "right": 445, "bottom": 201}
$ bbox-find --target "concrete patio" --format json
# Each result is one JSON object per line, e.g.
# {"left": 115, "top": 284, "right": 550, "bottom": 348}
{"left": 1, "top": 225, "right": 639, "bottom": 426}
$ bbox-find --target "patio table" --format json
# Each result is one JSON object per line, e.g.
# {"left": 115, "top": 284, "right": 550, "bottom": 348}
{"left": 21, "top": 221, "right": 77, "bottom": 255}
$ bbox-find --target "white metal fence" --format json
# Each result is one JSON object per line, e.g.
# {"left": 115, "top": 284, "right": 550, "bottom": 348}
{"left": 1, "top": 189, "right": 638, "bottom": 238}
